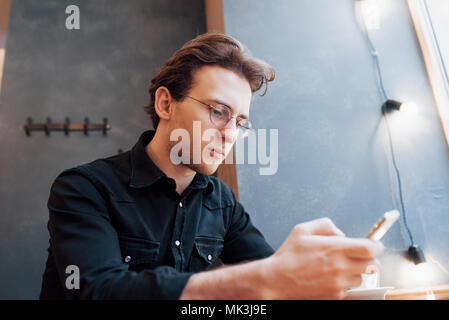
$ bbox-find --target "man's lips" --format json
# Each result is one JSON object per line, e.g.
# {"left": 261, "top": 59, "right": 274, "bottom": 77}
{"left": 210, "top": 148, "right": 225, "bottom": 158}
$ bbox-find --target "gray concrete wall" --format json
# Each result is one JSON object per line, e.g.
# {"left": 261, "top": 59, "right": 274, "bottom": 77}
{"left": 224, "top": 0, "right": 449, "bottom": 288}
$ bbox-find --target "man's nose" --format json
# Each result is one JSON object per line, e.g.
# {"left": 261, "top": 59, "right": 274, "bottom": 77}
{"left": 220, "top": 118, "right": 239, "bottom": 143}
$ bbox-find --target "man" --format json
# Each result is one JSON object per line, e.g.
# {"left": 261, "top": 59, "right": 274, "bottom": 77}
{"left": 40, "top": 33, "right": 383, "bottom": 300}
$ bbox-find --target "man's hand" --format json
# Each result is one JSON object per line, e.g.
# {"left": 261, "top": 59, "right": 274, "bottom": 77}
{"left": 259, "top": 218, "right": 384, "bottom": 299}
{"left": 179, "top": 217, "right": 383, "bottom": 300}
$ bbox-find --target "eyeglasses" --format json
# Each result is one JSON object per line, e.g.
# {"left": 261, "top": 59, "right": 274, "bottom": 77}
{"left": 184, "top": 95, "right": 253, "bottom": 137}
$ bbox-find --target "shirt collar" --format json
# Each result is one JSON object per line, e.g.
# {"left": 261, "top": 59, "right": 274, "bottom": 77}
{"left": 129, "top": 130, "right": 213, "bottom": 193}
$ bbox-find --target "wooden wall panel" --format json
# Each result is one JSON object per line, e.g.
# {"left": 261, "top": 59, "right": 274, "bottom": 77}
{"left": 205, "top": 0, "right": 239, "bottom": 200}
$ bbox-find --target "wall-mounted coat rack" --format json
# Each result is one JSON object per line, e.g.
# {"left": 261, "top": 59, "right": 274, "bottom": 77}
{"left": 24, "top": 117, "right": 111, "bottom": 136}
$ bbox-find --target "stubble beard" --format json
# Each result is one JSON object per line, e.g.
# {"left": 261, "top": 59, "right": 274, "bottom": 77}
{"left": 166, "top": 138, "right": 222, "bottom": 176}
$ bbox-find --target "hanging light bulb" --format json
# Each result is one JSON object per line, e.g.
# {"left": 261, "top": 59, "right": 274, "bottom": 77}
{"left": 400, "top": 101, "right": 419, "bottom": 115}
{"left": 384, "top": 99, "right": 403, "bottom": 111}
{"left": 383, "top": 100, "right": 423, "bottom": 138}
{"left": 383, "top": 100, "right": 419, "bottom": 114}
{"left": 407, "top": 244, "right": 426, "bottom": 265}
{"left": 363, "top": 0, "right": 381, "bottom": 30}
{"left": 398, "top": 257, "right": 436, "bottom": 288}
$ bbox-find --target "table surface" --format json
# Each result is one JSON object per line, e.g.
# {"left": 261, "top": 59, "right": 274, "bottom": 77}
{"left": 384, "top": 284, "right": 449, "bottom": 300}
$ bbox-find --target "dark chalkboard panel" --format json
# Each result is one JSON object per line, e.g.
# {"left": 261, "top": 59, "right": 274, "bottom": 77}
{"left": 0, "top": 0, "right": 205, "bottom": 299}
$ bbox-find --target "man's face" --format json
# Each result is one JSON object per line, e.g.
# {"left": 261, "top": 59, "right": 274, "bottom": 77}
{"left": 168, "top": 65, "right": 252, "bottom": 175}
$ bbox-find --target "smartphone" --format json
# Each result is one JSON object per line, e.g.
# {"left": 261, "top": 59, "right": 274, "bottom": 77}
{"left": 365, "top": 210, "right": 400, "bottom": 241}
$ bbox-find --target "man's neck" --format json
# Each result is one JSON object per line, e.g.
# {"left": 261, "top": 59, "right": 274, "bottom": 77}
{"left": 146, "top": 129, "right": 196, "bottom": 195}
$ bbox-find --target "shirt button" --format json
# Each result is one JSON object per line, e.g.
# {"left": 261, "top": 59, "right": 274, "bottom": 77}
{"left": 179, "top": 202, "right": 183, "bottom": 208}
{"left": 207, "top": 254, "right": 212, "bottom": 261}
{"left": 175, "top": 240, "right": 181, "bottom": 247}
{"left": 124, "top": 256, "right": 131, "bottom": 263}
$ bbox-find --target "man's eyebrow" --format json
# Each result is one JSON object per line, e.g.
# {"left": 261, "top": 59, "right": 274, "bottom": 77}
{"left": 210, "top": 99, "right": 249, "bottom": 120}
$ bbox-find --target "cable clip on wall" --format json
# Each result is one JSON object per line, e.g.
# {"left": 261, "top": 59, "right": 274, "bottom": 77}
{"left": 24, "top": 117, "right": 111, "bottom": 136}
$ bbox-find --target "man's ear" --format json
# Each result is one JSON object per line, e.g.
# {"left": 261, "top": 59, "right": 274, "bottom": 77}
{"left": 154, "top": 86, "right": 174, "bottom": 122}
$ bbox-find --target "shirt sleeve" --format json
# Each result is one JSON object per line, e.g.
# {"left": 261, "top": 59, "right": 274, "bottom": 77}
{"left": 220, "top": 195, "right": 275, "bottom": 265}
{"left": 46, "top": 170, "right": 193, "bottom": 300}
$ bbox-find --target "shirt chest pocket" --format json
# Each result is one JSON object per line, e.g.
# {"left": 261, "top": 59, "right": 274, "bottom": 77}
{"left": 118, "top": 236, "right": 160, "bottom": 272}
{"left": 188, "top": 237, "right": 224, "bottom": 273}
{"left": 199, "top": 197, "right": 232, "bottom": 238}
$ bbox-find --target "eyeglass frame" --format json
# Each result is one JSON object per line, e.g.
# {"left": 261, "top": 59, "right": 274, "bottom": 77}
{"left": 183, "top": 95, "right": 253, "bottom": 133}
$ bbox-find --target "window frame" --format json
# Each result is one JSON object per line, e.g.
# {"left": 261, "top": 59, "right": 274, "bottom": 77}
{"left": 407, "top": 0, "right": 449, "bottom": 148}
{"left": 0, "top": 0, "right": 11, "bottom": 95}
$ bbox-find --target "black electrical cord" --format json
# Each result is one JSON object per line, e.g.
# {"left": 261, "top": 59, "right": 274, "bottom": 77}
{"left": 354, "top": 0, "right": 415, "bottom": 246}
{"left": 381, "top": 103, "right": 414, "bottom": 245}
{"left": 354, "top": 1, "right": 388, "bottom": 101}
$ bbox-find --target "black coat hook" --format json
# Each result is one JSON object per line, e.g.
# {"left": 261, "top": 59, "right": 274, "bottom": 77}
{"left": 25, "top": 117, "right": 32, "bottom": 136}
{"left": 44, "top": 117, "right": 52, "bottom": 136}
{"left": 83, "top": 117, "right": 89, "bottom": 136}
{"left": 64, "top": 117, "right": 70, "bottom": 136}
{"left": 103, "top": 118, "right": 108, "bottom": 136}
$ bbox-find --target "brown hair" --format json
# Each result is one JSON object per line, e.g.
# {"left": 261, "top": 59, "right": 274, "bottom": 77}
{"left": 144, "top": 32, "right": 275, "bottom": 128}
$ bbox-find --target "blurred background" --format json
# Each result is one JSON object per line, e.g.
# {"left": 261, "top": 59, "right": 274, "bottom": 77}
{"left": 0, "top": 0, "right": 448, "bottom": 299}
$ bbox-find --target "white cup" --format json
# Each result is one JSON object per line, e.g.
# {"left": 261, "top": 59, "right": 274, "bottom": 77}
{"left": 359, "top": 272, "right": 379, "bottom": 289}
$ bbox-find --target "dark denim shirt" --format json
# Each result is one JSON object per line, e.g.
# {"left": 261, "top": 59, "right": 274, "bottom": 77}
{"left": 40, "top": 130, "right": 274, "bottom": 300}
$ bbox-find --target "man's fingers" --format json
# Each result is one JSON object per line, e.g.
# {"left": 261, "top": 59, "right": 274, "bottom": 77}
{"left": 343, "top": 239, "right": 384, "bottom": 259}
{"left": 295, "top": 218, "right": 345, "bottom": 237}
{"left": 303, "top": 236, "right": 384, "bottom": 259}
{"left": 298, "top": 235, "right": 384, "bottom": 260}
{"left": 347, "top": 274, "right": 363, "bottom": 289}
{"left": 344, "top": 257, "right": 380, "bottom": 275}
